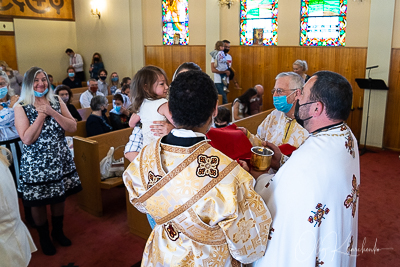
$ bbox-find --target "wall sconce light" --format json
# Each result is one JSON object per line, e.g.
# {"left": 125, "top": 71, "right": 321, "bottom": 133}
{"left": 219, "top": 0, "right": 238, "bottom": 9}
{"left": 90, "top": 0, "right": 102, "bottom": 19}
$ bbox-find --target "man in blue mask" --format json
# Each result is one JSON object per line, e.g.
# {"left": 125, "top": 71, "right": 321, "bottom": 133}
{"left": 252, "top": 71, "right": 360, "bottom": 267}
{"left": 243, "top": 72, "right": 309, "bottom": 170}
{"left": 62, "top": 66, "right": 82, "bottom": 89}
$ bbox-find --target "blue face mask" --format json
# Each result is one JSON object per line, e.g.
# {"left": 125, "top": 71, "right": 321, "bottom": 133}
{"left": 0, "top": 86, "right": 8, "bottom": 99}
{"left": 111, "top": 77, "right": 118, "bottom": 82}
{"left": 273, "top": 91, "right": 296, "bottom": 113}
{"left": 68, "top": 72, "right": 75, "bottom": 77}
{"left": 34, "top": 88, "right": 49, "bottom": 97}
{"left": 113, "top": 104, "right": 121, "bottom": 113}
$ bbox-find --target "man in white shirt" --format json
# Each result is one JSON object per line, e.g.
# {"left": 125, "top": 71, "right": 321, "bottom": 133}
{"left": 65, "top": 48, "right": 85, "bottom": 82}
{"left": 79, "top": 79, "right": 104, "bottom": 108}
{"left": 211, "top": 40, "right": 232, "bottom": 104}
{"left": 252, "top": 71, "right": 360, "bottom": 267}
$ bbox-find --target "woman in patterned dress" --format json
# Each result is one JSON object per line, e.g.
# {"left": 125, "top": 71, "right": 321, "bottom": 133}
{"left": 14, "top": 67, "right": 82, "bottom": 256}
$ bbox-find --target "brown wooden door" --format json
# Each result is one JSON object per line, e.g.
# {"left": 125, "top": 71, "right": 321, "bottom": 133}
{"left": 0, "top": 33, "right": 18, "bottom": 70}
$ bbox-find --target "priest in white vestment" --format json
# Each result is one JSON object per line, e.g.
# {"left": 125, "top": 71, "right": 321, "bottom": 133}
{"left": 243, "top": 73, "right": 308, "bottom": 163}
{"left": 252, "top": 71, "right": 360, "bottom": 267}
{"left": 124, "top": 70, "right": 272, "bottom": 267}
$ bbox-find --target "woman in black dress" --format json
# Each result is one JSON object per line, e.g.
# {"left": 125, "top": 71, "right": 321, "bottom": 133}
{"left": 54, "top": 85, "right": 82, "bottom": 121}
{"left": 14, "top": 67, "right": 82, "bottom": 256}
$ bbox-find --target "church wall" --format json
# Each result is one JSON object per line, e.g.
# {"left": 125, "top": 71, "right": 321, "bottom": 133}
{"left": 392, "top": 0, "right": 400, "bottom": 48}
{"left": 14, "top": 19, "right": 78, "bottom": 83}
{"left": 73, "top": 0, "right": 135, "bottom": 81}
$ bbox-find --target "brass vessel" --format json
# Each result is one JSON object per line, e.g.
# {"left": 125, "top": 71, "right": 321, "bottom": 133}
{"left": 250, "top": 146, "right": 274, "bottom": 171}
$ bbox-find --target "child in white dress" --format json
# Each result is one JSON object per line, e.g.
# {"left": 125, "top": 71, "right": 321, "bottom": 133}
{"left": 128, "top": 66, "right": 174, "bottom": 147}
{"left": 210, "top": 40, "right": 228, "bottom": 91}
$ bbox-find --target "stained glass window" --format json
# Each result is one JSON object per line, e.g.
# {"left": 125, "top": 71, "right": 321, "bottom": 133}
{"left": 162, "top": 0, "right": 189, "bottom": 45}
{"left": 300, "top": 0, "right": 347, "bottom": 46}
{"left": 240, "top": 0, "right": 278, "bottom": 46}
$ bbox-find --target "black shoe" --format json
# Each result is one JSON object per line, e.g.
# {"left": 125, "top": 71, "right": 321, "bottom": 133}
{"left": 24, "top": 206, "right": 36, "bottom": 228}
{"left": 37, "top": 221, "right": 56, "bottom": 255}
{"left": 51, "top": 215, "right": 72, "bottom": 246}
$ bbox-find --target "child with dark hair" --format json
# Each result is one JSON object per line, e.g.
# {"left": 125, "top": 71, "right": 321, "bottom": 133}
{"left": 128, "top": 66, "right": 174, "bottom": 147}
{"left": 232, "top": 88, "right": 258, "bottom": 121}
{"left": 214, "top": 106, "right": 231, "bottom": 128}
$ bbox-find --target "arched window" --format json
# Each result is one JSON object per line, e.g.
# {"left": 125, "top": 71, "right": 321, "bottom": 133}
{"left": 162, "top": 0, "right": 189, "bottom": 45}
{"left": 240, "top": 0, "right": 278, "bottom": 46}
{"left": 300, "top": 0, "right": 347, "bottom": 46}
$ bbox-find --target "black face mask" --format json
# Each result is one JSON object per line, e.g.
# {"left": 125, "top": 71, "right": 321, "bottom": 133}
{"left": 94, "top": 58, "right": 100, "bottom": 62}
{"left": 224, "top": 49, "right": 230, "bottom": 54}
{"left": 101, "top": 108, "right": 107, "bottom": 115}
{"left": 294, "top": 100, "right": 314, "bottom": 128}
{"left": 99, "top": 76, "right": 107, "bottom": 81}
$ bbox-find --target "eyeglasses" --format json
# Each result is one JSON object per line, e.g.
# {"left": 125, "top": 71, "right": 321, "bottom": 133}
{"left": 271, "top": 88, "right": 298, "bottom": 95}
{"left": 299, "top": 86, "right": 304, "bottom": 95}
{"left": 0, "top": 82, "right": 7, "bottom": 87}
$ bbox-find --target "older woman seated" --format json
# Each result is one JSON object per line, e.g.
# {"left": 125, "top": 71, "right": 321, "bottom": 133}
{"left": 54, "top": 85, "right": 82, "bottom": 121}
{"left": 86, "top": 95, "right": 112, "bottom": 137}
{"left": 109, "top": 94, "right": 130, "bottom": 130}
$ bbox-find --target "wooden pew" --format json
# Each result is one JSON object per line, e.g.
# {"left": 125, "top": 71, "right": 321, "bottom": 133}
{"left": 66, "top": 120, "right": 87, "bottom": 137}
{"left": 73, "top": 128, "right": 133, "bottom": 217}
{"left": 70, "top": 92, "right": 82, "bottom": 102}
{"left": 234, "top": 109, "right": 273, "bottom": 134}
{"left": 65, "top": 107, "right": 114, "bottom": 137}
{"left": 71, "top": 100, "right": 81, "bottom": 109}
{"left": 77, "top": 108, "right": 91, "bottom": 121}
{"left": 71, "top": 93, "right": 114, "bottom": 109}
{"left": 219, "top": 102, "right": 232, "bottom": 111}
{"left": 218, "top": 94, "right": 222, "bottom": 104}
{"left": 71, "top": 87, "right": 89, "bottom": 94}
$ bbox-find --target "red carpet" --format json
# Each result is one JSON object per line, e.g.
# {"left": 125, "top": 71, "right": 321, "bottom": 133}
{"left": 357, "top": 150, "right": 400, "bottom": 266}
{"left": 26, "top": 187, "right": 146, "bottom": 267}
{"left": 24, "top": 150, "right": 399, "bottom": 266}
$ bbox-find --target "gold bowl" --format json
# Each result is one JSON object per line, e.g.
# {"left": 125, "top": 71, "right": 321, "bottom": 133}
{"left": 250, "top": 146, "right": 274, "bottom": 171}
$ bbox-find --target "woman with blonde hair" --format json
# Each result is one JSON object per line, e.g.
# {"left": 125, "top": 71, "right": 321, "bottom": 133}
{"left": 292, "top": 59, "right": 310, "bottom": 82}
{"left": 109, "top": 71, "right": 119, "bottom": 95}
{"left": 14, "top": 67, "right": 82, "bottom": 255}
